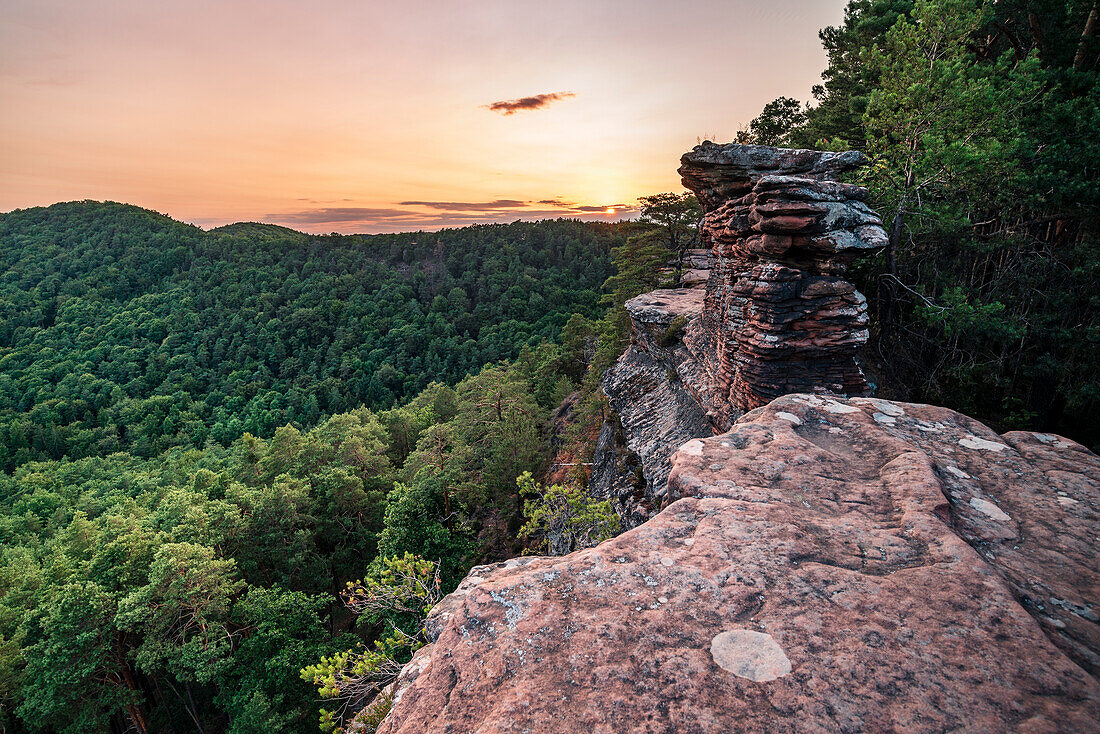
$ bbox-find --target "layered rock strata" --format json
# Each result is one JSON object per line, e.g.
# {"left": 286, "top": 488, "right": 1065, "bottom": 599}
{"left": 596, "top": 289, "right": 713, "bottom": 525}
{"left": 679, "top": 141, "right": 887, "bottom": 418}
{"left": 377, "top": 396, "right": 1100, "bottom": 733}
{"left": 598, "top": 144, "right": 888, "bottom": 515}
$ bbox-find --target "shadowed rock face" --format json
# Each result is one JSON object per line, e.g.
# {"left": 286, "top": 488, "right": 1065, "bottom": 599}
{"left": 376, "top": 396, "right": 1099, "bottom": 733}
{"left": 597, "top": 145, "right": 888, "bottom": 518}
{"left": 679, "top": 142, "right": 887, "bottom": 418}
{"left": 597, "top": 288, "right": 714, "bottom": 524}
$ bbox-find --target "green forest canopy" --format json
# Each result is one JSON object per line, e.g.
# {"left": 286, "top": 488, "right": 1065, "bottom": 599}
{"left": 2, "top": 1, "right": 1099, "bottom": 730}
{"left": 0, "top": 203, "right": 625, "bottom": 732}
{"left": 0, "top": 201, "right": 618, "bottom": 469}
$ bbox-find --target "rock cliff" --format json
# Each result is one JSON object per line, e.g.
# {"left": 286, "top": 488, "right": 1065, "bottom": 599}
{"left": 680, "top": 143, "right": 886, "bottom": 415}
{"left": 595, "top": 289, "right": 712, "bottom": 526}
{"left": 378, "top": 395, "right": 1099, "bottom": 733}
{"left": 598, "top": 143, "right": 887, "bottom": 518}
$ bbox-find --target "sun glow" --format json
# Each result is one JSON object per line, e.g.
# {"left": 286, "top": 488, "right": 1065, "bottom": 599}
{"left": 0, "top": 0, "right": 849, "bottom": 233}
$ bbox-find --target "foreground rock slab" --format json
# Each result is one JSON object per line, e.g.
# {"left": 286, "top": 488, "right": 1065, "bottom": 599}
{"left": 377, "top": 396, "right": 1099, "bottom": 733}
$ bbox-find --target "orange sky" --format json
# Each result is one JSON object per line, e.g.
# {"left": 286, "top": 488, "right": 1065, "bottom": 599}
{"left": 1, "top": 1, "right": 848, "bottom": 233}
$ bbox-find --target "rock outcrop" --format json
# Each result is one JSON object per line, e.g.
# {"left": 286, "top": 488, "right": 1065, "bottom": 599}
{"left": 596, "top": 289, "right": 714, "bottom": 525}
{"left": 598, "top": 143, "right": 887, "bottom": 515}
{"left": 680, "top": 141, "right": 887, "bottom": 418}
{"left": 378, "top": 396, "right": 1100, "bottom": 733}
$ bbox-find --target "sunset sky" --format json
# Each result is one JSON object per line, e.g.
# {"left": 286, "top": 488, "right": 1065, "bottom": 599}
{"left": 1, "top": 0, "right": 848, "bottom": 233}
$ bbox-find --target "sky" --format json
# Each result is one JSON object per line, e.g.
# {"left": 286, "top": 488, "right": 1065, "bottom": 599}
{"left": 1, "top": 0, "right": 849, "bottom": 234}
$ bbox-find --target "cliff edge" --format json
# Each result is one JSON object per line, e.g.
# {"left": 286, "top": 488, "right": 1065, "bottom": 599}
{"left": 597, "top": 143, "right": 888, "bottom": 522}
{"left": 378, "top": 395, "right": 1099, "bottom": 733}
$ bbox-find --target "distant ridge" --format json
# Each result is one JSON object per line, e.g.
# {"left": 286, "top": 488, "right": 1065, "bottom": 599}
{"left": 208, "top": 221, "right": 309, "bottom": 240}
{"left": 0, "top": 200, "right": 197, "bottom": 232}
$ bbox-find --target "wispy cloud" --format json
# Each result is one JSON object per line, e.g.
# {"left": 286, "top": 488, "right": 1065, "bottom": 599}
{"left": 271, "top": 207, "right": 424, "bottom": 224}
{"left": 571, "top": 204, "right": 632, "bottom": 213}
{"left": 264, "top": 197, "right": 635, "bottom": 234}
{"left": 399, "top": 199, "right": 527, "bottom": 211}
{"left": 483, "top": 92, "right": 575, "bottom": 115}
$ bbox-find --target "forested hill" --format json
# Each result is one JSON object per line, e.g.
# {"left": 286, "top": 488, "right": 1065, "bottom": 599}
{"left": 0, "top": 201, "right": 619, "bottom": 469}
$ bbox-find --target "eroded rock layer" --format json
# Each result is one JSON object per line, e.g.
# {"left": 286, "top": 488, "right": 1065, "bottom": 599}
{"left": 679, "top": 142, "right": 887, "bottom": 416}
{"left": 378, "top": 396, "right": 1100, "bottom": 733}
{"left": 598, "top": 289, "right": 713, "bottom": 524}
{"left": 597, "top": 144, "right": 890, "bottom": 514}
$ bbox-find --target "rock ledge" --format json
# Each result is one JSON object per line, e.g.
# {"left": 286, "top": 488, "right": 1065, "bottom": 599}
{"left": 378, "top": 395, "right": 1100, "bottom": 733}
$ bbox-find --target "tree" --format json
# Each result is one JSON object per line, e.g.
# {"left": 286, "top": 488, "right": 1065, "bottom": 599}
{"left": 453, "top": 365, "right": 548, "bottom": 558}
{"left": 736, "top": 96, "right": 807, "bottom": 146}
{"left": 0, "top": 207, "right": 618, "bottom": 471}
{"left": 300, "top": 555, "right": 441, "bottom": 734}
{"left": 401, "top": 423, "right": 464, "bottom": 520}
{"left": 601, "top": 233, "right": 673, "bottom": 309}
{"left": 115, "top": 543, "right": 244, "bottom": 729}
{"left": 560, "top": 313, "right": 598, "bottom": 381}
{"left": 517, "top": 472, "right": 620, "bottom": 556}
{"left": 377, "top": 481, "right": 470, "bottom": 586}
{"left": 599, "top": 231, "right": 675, "bottom": 354}
{"left": 859, "top": 0, "right": 1041, "bottom": 273}
{"left": 636, "top": 193, "right": 702, "bottom": 268}
{"left": 17, "top": 581, "right": 145, "bottom": 734}
{"left": 217, "top": 586, "right": 344, "bottom": 734}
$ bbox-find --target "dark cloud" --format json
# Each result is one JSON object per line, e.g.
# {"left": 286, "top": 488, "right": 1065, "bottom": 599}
{"left": 484, "top": 92, "right": 575, "bottom": 115}
{"left": 399, "top": 199, "right": 528, "bottom": 211}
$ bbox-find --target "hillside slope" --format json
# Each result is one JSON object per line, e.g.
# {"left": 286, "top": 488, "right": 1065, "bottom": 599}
{"left": 0, "top": 201, "right": 619, "bottom": 468}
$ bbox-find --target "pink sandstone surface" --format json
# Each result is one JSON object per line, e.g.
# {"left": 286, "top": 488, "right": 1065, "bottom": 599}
{"left": 376, "top": 395, "right": 1100, "bottom": 733}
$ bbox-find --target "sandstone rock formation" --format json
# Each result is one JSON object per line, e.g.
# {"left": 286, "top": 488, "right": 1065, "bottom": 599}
{"left": 680, "top": 141, "right": 887, "bottom": 418}
{"left": 595, "top": 288, "right": 713, "bottom": 525}
{"left": 378, "top": 396, "right": 1100, "bottom": 733}
{"left": 598, "top": 144, "right": 887, "bottom": 516}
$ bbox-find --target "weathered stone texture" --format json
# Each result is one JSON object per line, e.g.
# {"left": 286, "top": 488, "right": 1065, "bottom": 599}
{"left": 586, "top": 417, "right": 646, "bottom": 527}
{"left": 378, "top": 396, "right": 1100, "bottom": 733}
{"left": 679, "top": 142, "right": 887, "bottom": 414}
{"left": 596, "top": 144, "right": 889, "bottom": 516}
{"left": 599, "top": 289, "right": 714, "bottom": 523}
